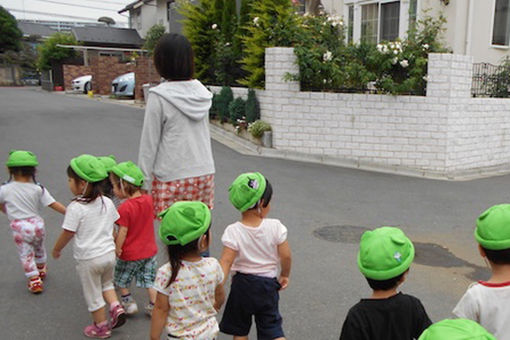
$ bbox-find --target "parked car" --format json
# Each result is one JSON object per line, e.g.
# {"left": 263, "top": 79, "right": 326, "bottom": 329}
{"left": 72, "top": 75, "right": 92, "bottom": 93}
{"left": 21, "top": 71, "right": 41, "bottom": 86}
{"left": 111, "top": 72, "right": 135, "bottom": 98}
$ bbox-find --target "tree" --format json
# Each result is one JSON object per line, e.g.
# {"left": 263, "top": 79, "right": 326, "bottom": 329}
{"left": 144, "top": 24, "right": 166, "bottom": 55}
{"left": 37, "top": 33, "right": 77, "bottom": 70}
{"left": 0, "top": 6, "right": 22, "bottom": 53}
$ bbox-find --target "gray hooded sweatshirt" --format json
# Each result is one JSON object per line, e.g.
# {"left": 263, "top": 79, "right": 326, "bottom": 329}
{"left": 137, "top": 80, "right": 215, "bottom": 191}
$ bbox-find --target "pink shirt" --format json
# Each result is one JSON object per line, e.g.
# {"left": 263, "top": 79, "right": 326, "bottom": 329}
{"left": 221, "top": 218, "right": 287, "bottom": 278}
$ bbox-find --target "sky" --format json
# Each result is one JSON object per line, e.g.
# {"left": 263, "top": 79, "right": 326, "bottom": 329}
{"left": 0, "top": 0, "right": 134, "bottom": 26}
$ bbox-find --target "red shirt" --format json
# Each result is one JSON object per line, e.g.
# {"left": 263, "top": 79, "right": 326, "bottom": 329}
{"left": 116, "top": 194, "right": 157, "bottom": 261}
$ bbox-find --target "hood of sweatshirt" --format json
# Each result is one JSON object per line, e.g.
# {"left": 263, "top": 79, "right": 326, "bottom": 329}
{"left": 149, "top": 80, "right": 213, "bottom": 121}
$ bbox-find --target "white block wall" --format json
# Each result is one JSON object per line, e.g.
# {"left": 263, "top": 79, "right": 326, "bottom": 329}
{"left": 209, "top": 48, "right": 510, "bottom": 179}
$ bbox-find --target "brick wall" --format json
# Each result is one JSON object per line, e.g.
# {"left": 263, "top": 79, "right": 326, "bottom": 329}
{"left": 134, "top": 56, "right": 160, "bottom": 101}
{"left": 89, "top": 55, "right": 136, "bottom": 95}
{"left": 210, "top": 48, "right": 510, "bottom": 179}
{"left": 63, "top": 65, "right": 92, "bottom": 91}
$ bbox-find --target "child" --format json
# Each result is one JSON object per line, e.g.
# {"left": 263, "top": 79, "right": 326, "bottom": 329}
{"left": 0, "top": 150, "right": 66, "bottom": 293}
{"left": 453, "top": 204, "right": 510, "bottom": 339}
{"left": 52, "top": 154, "right": 126, "bottom": 338}
{"left": 339, "top": 226, "right": 431, "bottom": 340}
{"left": 109, "top": 161, "right": 158, "bottom": 316}
{"left": 418, "top": 319, "right": 495, "bottom": 340}
{"left": 219, "top": 172, "right": 292, "bottom": 340}
{"left": 97, "top": 155, "right": 117, "bottom": 200}
{"left": 150, "top": 201, "right": 225, "bottom": 340}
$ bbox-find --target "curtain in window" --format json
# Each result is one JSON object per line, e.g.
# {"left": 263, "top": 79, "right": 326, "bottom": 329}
{"left": 348, "top": 5, "right": 354, "bottom": 43}
{"left": 493, "top": 0, "right": 510, "bottom": 45}
{"left": 409, "top": 0, "right": 417, "bottom": 31}
{"left": 380, "top": 1, "right": 400, "bottom": 42}
{"left": 361, "top": 4, "right": 378, "bottom": 44}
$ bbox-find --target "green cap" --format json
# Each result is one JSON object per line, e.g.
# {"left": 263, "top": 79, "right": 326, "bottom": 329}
{"left": 6, "top": 150, "right": 39, "bottom": 167}
{"left": 158, "top": 201, "right": 211, "bottom": 246}
{"left": 70, "top": 154, "right": 108, "bottom": 183}
{"left": 111, "top": 161, "right": 144, "bottom": 187}
{"left": 419, "top": 319, "right": 496, "bottom": 340}
{"left": 97, "top": 155, "right": 117, "bottom": 172}
{"left": 229, "top": 172, "right": 267, "bottom": 212}
{"left": 358, "top": 226, "right": 415, "bottom": 280}
{"left": 475, "top": 204, "right": 510, "bottom": 250}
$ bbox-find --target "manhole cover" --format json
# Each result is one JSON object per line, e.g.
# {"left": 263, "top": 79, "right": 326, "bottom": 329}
{"left": 313, "top": 225, "right": 369, "bottom": 243}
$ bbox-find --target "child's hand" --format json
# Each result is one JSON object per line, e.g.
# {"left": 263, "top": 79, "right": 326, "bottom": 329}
{"left": 52, "top": 248, "right": 61, "bottom": 259}
{"left": 278, "top": 276, "right": 289, "bottom": 290}
{"left": 115, "top": 246, "right": 122, "bottom": 257}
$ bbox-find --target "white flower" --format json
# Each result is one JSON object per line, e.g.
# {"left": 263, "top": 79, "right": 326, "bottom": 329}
{"left": 389, "top": 42, "right": 395, "bottom": 49}
{"left": 382, "top": 45, "right": 389, "bottom": 54}
{"left": 323, "top": 51, "right": 333, "bottom": 62}
{"left": 323, "top": 79, "right": 327, "bottom": 84}
{"left": 391, "top": 57, "right": 398, "bottom": 65}
{"left": 377, "top": 44, "right": 383, "bottom": 52}
{"left": 211, "top": 24, "right": 217, "bottom": 30}
{"left": 399, "top": 59, "right": 409, "bottom": 68}
{"left": 225, "top": 42, "right": 231, "bottom": 46}
{"left": 422, "top": 43, "right": 429, "bottom": 50}
{"left": 253, "top": 17, "right": 260, "bottom": 26}
{"left": 393, "top": 49, "right": 399, "bottom": 55}
{"left": 423, "top": 75, "right": 429, "bottom": 81}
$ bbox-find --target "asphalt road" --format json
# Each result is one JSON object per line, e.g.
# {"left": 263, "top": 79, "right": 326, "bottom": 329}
{"left": 0, "top": 87, "right": 508, "bottom": 339}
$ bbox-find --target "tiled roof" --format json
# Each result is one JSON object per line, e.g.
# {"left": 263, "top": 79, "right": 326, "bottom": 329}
{"left": 17, "top": 22, "right": 56, "bottom": 38}
{"left": 72, "top": 26, "right": 144, "bottom": 48}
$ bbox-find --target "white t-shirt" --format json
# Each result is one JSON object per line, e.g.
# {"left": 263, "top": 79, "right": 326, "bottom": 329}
{"left": 61, "top": 196, "right": 118, "bottom": 261}
{"left": 0, "top": 181, "right": 56, "bottom": 221}
{"left": 453, "top": 280, "right": 510, "bottom": 340}
{"left": 221, "top": 218, "right": 288, "bottom": 278}
{"left": 153, "top": 258, "right": 224, "bottom": 339}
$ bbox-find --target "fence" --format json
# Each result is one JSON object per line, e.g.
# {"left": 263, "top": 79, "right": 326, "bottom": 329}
{"left": 472, "top": 62, "right": 510, "bottom": 98}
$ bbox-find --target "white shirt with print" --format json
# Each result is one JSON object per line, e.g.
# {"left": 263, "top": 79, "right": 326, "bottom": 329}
{"left": 153, "top": 257, "right": 224, "bottom": 339}
{"left": 0, "top": 182, "right": 55, "bottom": 221}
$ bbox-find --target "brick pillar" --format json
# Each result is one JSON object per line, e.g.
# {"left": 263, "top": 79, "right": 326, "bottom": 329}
{"left": 426, "top": 53, "right": 473, "bottom": 98}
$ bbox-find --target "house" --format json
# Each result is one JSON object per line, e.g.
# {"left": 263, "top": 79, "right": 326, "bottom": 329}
{"left": 72, "top": 26, "right": 144, "bottom": 49}
{"left": 315, "top": 0, "right": 510, "bottom": 65}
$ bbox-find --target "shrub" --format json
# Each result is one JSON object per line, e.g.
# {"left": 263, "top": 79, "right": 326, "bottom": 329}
{"left": 489, "top": 57, "right": 510, "bottom": 98}
{"left": 144, "top": 24, "right": 166, "bottom": 55}
{"left": 248, "top": 120, "right": 272, "bottom": 138}
{"left": 215, "top": 86, "right": 233, "bottom": 122}
{"left": 0, "top": 6, "right": 22, "bottom": 53}
{"left": 37, "top": 33, "right": 77, "bottom": 70}
{"left": 229, "top": 97, "right": 246, "bottom": 125}
{"left": 245, "top": 88, "right": 260, "bottom": 123}
{"left": 209, "top": 93, "right": 219, "bottom": 118}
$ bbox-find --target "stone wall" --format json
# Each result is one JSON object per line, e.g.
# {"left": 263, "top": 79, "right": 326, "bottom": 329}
{"left": 210, "top": 48, "right": 510, "bottom": 179}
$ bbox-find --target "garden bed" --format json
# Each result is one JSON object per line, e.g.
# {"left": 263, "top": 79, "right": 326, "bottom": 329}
{"left": 210, "top": 119, "right": 262, "bottom": 146}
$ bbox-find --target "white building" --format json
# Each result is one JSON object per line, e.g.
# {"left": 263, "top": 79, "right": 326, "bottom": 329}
{"left": 318, "top": 0, "right": 510, "bottom": 65}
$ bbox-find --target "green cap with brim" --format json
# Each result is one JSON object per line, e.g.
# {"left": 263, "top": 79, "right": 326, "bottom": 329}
{"left": 418, "top": 319, "right": 496, "bottom": 340}
{"left": 158, "top": 201, "right": 211, "bottom": 246}
{"left": 358, "top": 226, "right": 415, "bottom": 280}
{"left": 112, "top": 161, "right": 144, "bottom": 187}
{"left": 475, "top": 204, "right": 510, "bottom": 250}
{"left": 70, "top": 154, "right": 108, "bottom": 183}
{"left": 229, "top": 172, "right": 267, "bottom": 212}
{"left": 6, "top": 150, "right": 39, "bottom": 167}
{"left": 97, "top": 155, "right": 117, "bottom": 172}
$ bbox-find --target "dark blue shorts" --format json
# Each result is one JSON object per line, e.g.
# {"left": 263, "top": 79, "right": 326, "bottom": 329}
{"left": 220, "top": 272, "right": 284, "bottom": 340}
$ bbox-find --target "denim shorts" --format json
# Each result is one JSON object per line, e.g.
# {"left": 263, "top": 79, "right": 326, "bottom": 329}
{"left": 220, "top": 272, "right": 284, "bottom": 340}
{"left": 114, "top": 256, "right": 156, "bottom": 288}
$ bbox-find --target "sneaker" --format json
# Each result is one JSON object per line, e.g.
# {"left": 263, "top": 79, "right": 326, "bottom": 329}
{"left": 28, "top": 277, "right": 43, "bottom": 294}
{"left": 109, "top": 304, "right": 127, "bottom": 329}
{"left": 83, "top": 322, "right": 111, "bottom": 339}
{"left": 144, "top": 302, "right": 154, "bottom": 317}
{"left": 121, "top": 299, "right": 138, "bottom": 315}
{"left": 37, "top": 265, "right": 47, "bottom": 281}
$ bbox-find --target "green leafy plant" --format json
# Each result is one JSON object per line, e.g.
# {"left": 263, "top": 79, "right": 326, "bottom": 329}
{"left": 0, "top": 6, "right": 22, "bottom": 53}
{"left": 209, "top": 92, "right": 219, "bottom": 118}
{"left": 229, "top": 97, "right": 246, "bottom": 125}
{"left": 248, "top": 120, "right": 272, "bottom": 138}
{"left": 36, "top": 33, "right": 77, "bottom": 70}
{"left": 489, "top": 57, "right": 510, "bottom": 98}
{"left": 143, "top": 24, "right": 166, "bottom": 55}
{"left": 245, "top": 88, "right": 260, "bottom": 123}
{"left": 239, "top": 0, "right": 300, "bottom": 88}
{"left": 215, "top": 86, "right": 234, "bottom": 122}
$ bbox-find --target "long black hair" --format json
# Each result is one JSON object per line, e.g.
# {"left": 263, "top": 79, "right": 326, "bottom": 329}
{"left": 6, "top": 166, "right": 45, "bottom": 193}
{"left": 166, "top": 226, "right": 210, "bottom": 288}
{"left": 67, "top": 166, "right": 103, "bottom": 204}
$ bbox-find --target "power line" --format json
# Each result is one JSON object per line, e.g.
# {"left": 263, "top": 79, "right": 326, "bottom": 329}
{"left": 7, "top": 8, "right": 127, "bottom": 22}
{"left": 86, "top": 0, "right": 130, "bottom": 5}
{"left": 33, "top": 0, "right": 122, "bottom": 12}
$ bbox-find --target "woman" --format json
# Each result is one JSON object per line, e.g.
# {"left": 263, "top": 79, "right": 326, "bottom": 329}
{"left": 138, "top": 33, "right": 215, "bottom": 217}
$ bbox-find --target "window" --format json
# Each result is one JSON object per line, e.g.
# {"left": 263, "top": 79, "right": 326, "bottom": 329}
{"left": 380, "top": 1, "right": 400, "bottom": 41}
{"left": 409, "top": 0, "right": 417, "bottom": 31}
{"left": 348, "top": 5, "right": 354, "bottom": 43}
{"left": 361, "top": 4, "right": 378, "bottom": 44}
{"left": 360, "top": 1, "right": 400, "bottom": 44}
{"left": 167, "top": 0, "right": 175, "bottom": 22}
{"left": 296, "top": 0, "right": 306, "bottom": 14}
{"left": 493, "top": 0, "right": 510, "bottom": 46}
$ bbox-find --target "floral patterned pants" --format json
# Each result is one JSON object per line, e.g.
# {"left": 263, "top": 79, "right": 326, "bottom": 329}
{"left": 10, "top": 217, "right": 46, "bottom": 278}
